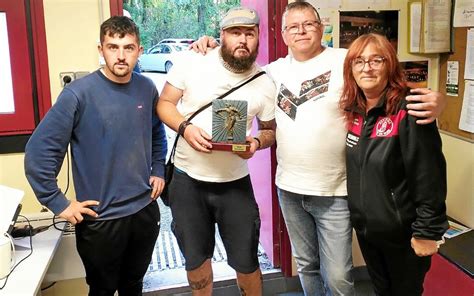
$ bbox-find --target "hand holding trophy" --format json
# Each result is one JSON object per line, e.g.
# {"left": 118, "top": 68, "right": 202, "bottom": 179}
{"left": 211, "top": 99, "right": 250, "bottom": 152}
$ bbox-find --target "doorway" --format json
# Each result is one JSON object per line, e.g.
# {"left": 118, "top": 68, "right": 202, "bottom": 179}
{"left": 122, "top": 0, "right": 292, "bottom": 291}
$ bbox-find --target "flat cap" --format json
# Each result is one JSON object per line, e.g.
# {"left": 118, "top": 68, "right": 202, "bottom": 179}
{"left": 220, "top": 7, "right": 259, "bottom": 30}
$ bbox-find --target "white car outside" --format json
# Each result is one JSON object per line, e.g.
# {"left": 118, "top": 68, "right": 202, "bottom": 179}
{"left": 158, "top": 38, "right": 194, "bottom": 45}
{"left": 139, "top": 44, "right": 187, "bottom": 73}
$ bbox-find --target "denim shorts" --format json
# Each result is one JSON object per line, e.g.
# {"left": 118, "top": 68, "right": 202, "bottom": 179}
{"left": 169, "top": 170, "right": 260, "bottom": 273}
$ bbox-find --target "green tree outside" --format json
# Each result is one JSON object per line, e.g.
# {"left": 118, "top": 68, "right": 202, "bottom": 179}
{"left": 124, "top": 0, "right": 240, "bottom": 50}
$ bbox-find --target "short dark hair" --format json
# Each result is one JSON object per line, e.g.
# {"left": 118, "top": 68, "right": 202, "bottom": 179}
{"left": 100, "top": 16, "right": 140, "bottom": 45}
{"left": 282, "top": 1, "right": 321, "bottom": 31}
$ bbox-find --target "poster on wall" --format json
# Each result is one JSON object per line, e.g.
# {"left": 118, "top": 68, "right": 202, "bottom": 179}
{"left": 409, "top": 0, "right": 452, "bottom": 53}
{"left": 339, "top": 10, "right": 399, "bottom": 51}
{"left": 400, "top": 60, "right": 429, "bottom": 89}
{"left": 320, "top": 16, "right": 334, "bottom": 47}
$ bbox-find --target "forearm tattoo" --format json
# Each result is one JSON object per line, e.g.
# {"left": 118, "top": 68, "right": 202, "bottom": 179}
{"left": 256, "top": 119, "right": 276, "bottom": 149}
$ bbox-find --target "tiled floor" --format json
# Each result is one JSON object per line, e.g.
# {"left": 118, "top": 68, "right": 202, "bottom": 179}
{"left": 143, "top": 228, "right": 274, "bottom": 292}
{"left": 147, "top": 200, "right": 376, "bottom": 296}
{"left": 147, "top": 228, "right": 231, "bottom": 272}
{"left": 144, "top": 200, "right": 275, "bottom": 292}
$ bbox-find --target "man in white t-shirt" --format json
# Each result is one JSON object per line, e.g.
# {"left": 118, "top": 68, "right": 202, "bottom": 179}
{"left": 192, "top": 2, "right": 446, "bottom": 295}
{"left": 268, "top": 3, "right": 445, "bottom": 295}
{"left": 267, "top": 3, "right": 353, "bottom": 295}
{"left": 157, "top": 7, "right": 276, "bottom": 296}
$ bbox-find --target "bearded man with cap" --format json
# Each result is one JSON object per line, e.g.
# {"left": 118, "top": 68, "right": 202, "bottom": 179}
{"left": 157, "top": 7, "right": 276, "bottom": 296}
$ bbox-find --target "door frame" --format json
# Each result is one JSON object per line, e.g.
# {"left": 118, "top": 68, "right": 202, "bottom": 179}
{"left": 114, "top": 0, "right": 294, "bottom": 277}
{"left": 242, "top": 0, "right": 293, "bottom": 277}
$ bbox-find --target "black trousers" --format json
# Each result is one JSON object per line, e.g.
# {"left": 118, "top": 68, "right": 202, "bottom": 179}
{"left": 75, "top": 201, "right": 160, "bottom": 296}
{"left": 356, "top": 233, "right": 431, "bottom": 296}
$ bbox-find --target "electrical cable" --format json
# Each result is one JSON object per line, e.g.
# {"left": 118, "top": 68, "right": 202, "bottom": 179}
{"left": 0, "top": 148, "right": 74, "bottom": 289}
{"left": 0, "top": 215, "right": 33, "bottom": 290}
{"left": 52, "top": 148, "right": 74, "bottom": 233}
{"left": 64, "top": 148, "right": 70, "bottom": 195}
{"left": 11, "top": 219, "right": 74, "bottom": 238}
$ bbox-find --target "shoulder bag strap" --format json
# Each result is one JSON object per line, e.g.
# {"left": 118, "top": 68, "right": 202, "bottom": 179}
{"left": 168, "top": 71, "right": 266, "bottom": 159}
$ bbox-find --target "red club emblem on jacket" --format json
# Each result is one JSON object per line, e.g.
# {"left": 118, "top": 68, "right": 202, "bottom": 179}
{"left": 375, "top": 117, "right": 394, "bottom": 137}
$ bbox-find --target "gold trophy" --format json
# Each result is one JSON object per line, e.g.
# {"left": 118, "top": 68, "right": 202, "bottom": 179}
{"left": 211, "top": 99, "right": 250, "bottom": 152}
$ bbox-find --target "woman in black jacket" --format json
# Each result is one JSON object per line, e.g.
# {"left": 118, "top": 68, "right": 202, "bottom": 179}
{"left": 339, "top": 33, "right": 448, "bottom": 295}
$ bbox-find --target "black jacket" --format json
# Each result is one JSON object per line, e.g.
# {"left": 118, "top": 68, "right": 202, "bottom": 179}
{"left": 345, "top": 92, "right": 448, "bottom": 247}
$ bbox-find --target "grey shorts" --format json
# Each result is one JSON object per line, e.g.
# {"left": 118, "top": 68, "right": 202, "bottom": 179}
{"left": 168, "top": 170, "right": 260, "bottom": 273}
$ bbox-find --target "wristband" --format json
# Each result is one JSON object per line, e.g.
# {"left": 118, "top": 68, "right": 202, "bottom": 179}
{"left": 436, "top": 237, "right": 445, "bottom": 248}
{"left": 253, "top": 137, "right": 261, "bottom": 150}
{"left": 178, "top": 120, "right": 193, "bottom": 137}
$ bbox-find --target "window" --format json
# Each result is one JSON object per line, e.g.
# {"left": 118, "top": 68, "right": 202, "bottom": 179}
{"left": 162, "top": 45, "right": 171, "bottom": 54}
{"left": 0, "top": 0, "right": 51, "bottom": 153}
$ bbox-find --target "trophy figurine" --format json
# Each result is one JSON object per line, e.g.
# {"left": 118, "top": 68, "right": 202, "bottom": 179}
{"left": 211, "top": 99, "right": 250, "bottom": 152}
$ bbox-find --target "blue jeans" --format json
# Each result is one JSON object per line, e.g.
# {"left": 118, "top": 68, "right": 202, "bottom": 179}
{"left": 278, "top": 188, "right": 354, "bottom": 296}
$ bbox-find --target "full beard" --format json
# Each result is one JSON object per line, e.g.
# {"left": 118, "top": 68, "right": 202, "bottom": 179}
{"left": 220, "top": 42, "right": 258, "bottom": 72}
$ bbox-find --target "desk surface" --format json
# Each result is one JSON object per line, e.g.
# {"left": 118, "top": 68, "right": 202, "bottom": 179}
{"left": 0, "top": 220, "right": 63, "bottom": 296}
{"left": 439, "top": 230, "right": 474, "bottom": 278}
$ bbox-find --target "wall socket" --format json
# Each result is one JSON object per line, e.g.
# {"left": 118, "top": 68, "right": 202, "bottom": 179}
{"left": 59, "top": 71, "right": 90, "bottom": 87}
{"left": 59, "top": 72, "right": 75, "bottom": 87}
{"left": 74, "top": 71, "right": 89, "bottom": 80}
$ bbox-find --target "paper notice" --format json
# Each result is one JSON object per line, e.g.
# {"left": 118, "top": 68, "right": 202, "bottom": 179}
{"left": 446, "top": 61, "right": 459, "bottom": 96}
{"left": 410, "top": 2, "right": 422, "bottom": 53}
{"left": 453, "top": 0, "right": 474, "bottom": 27}
{"left": 423, "top": 0, "right": 451, "bottom": 53}
{"left": 459, "top": 80, "right": 474, "bottom": 133}
{"left": 464, "top": 29, "right": 474, "bottom": 80}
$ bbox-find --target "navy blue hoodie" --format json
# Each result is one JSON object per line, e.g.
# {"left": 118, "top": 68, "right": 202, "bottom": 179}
{"left": 25, "top": 70, "right": 167, "bottom": 220}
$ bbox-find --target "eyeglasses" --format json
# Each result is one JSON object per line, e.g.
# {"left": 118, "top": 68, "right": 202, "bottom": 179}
{"left": 352, "top": 56, "right": 385, "bottom": 71}
{"left": 284, "top": 21, "right": 321, "bottom": 34}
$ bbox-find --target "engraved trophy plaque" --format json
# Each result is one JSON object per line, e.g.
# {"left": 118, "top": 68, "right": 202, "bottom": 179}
{"left": 211, "top": 99, "right": 250, "bottom": 152}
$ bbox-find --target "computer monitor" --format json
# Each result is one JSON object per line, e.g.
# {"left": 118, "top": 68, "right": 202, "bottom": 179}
{"left": 0, "top": 185, "right": 24, "bottom": 235}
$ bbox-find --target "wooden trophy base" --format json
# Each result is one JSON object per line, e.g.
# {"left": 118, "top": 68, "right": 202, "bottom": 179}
{"left": 211, "top": 142, "right": 250, "bottom": 152}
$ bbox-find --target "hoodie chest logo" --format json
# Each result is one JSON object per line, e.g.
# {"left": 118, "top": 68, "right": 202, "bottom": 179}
{"left": 375, "top": 117, "right": 394, "bottom": 137}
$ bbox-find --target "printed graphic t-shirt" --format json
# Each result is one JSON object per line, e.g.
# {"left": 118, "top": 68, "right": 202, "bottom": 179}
{"left": 266, "top": 47, "right": 348, "bottom": 196}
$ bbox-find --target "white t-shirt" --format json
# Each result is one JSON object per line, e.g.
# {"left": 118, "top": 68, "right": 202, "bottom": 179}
{"left": 166, "top": 48, "right": 276, "bottom": 182}
{"left": 265, "top": 47, "right": 348, "bottom": 196}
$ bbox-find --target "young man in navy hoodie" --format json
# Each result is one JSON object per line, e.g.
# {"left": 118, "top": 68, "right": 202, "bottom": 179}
{"left": 25, "top": 16, "right": 167, "bottom": 296}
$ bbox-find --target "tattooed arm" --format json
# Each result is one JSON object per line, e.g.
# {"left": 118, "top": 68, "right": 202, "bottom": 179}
{"left": 234, "top": 119, "right": 276, "bottom": 159}
{"left": 254, "top": 119, "right": 276, "bottom": 150}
